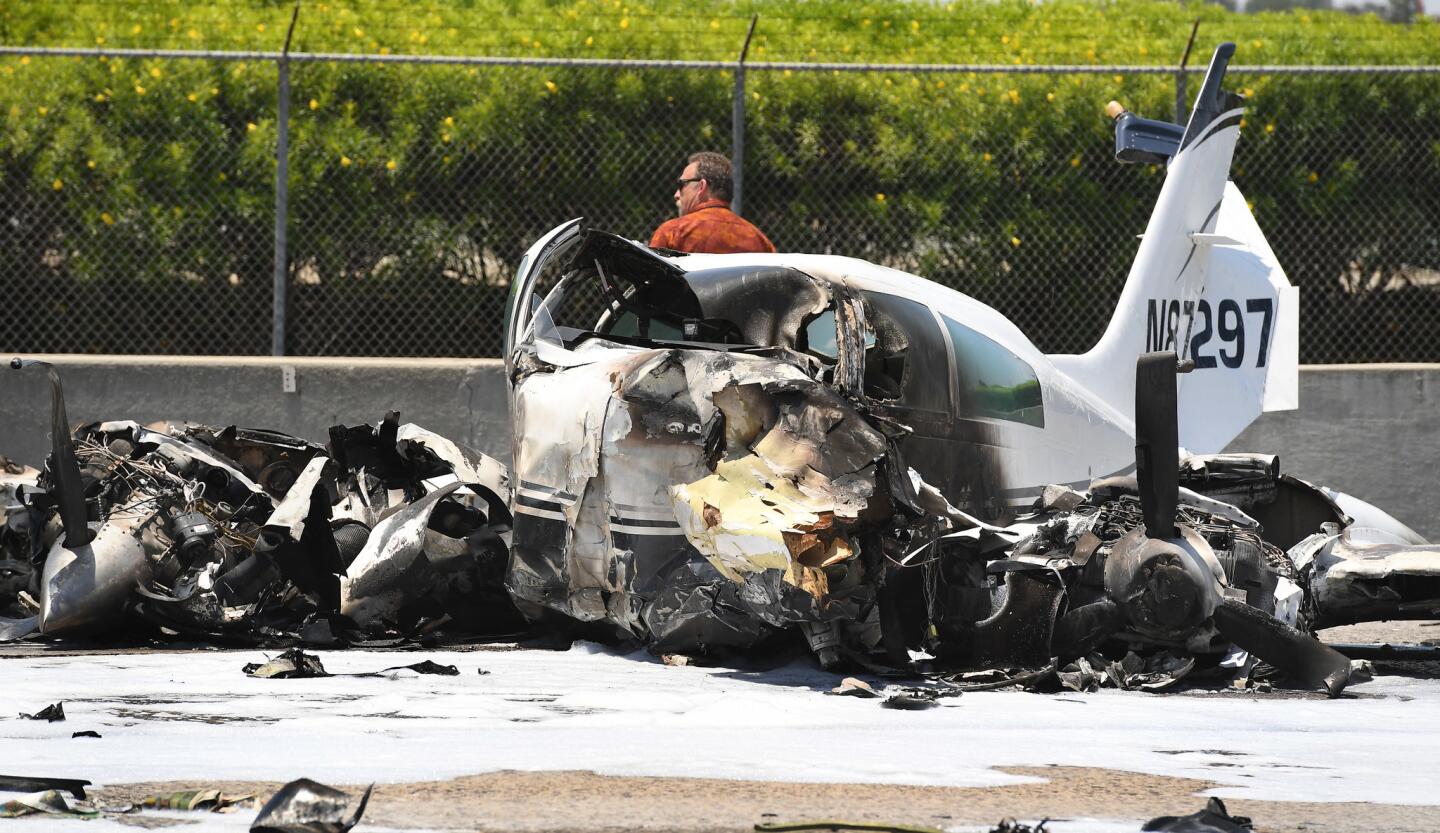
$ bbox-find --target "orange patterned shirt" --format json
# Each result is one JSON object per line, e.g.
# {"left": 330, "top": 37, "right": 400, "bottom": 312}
{"left": 649, "top": 200, "right": 776, "bottom": 254}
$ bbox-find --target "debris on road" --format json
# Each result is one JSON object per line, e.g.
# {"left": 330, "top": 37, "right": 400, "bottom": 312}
{"left": 18, "top": 702, "right": 65, "bottom": 722}
{"left": 139, "top": 788, "right": 255, "bottom": 812}
{"left": 1142, "top": 797, "right": 1252, "bottom": 832}
{"left": 2, "top": 359, "right": 521, "bottom": 648}
{"left": 251, "top": 778, "right": 372, "bottom": 833}
{"left": 0, "top": 789, "right": 102, "bottom": 819}
{"left": 242, "top": 648, "right": 463, "bottom": 679}
{"left": 0, "top": 775, "right": 90, "bottom": 799}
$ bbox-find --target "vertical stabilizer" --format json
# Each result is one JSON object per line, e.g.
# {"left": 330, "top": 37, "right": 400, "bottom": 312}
{"left": 1049, "top": 43, "right": 1298, "bottom": 454}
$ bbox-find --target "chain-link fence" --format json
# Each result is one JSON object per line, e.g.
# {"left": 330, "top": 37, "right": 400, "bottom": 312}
{"left": 2, "top": 47, "right": 1437, "bottom": 361}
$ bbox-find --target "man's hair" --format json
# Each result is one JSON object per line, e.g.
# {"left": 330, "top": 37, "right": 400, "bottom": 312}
{"left": 688, "top": 151, "right": 733, "bottom": 202}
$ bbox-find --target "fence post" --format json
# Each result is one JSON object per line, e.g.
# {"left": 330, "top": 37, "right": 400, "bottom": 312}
{"left": 272, "top": 57, "right": 290, "bottom": 356}
{"left": 731, "top": 15, "right": 758, "bottom": 217}
{"left": 272, "top": 4, "right": 300, "bottom": 357}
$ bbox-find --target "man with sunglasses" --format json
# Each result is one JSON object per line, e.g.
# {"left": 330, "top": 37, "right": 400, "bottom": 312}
{"left": 649, "top": 151, "right": 775, "bottom": 254}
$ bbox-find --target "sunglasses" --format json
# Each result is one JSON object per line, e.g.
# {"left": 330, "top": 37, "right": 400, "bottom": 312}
{"left": 676, "top": 177, "right": 703, "bottom": 188}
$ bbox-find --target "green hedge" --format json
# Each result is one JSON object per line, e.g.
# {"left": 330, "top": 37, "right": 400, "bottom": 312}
{"left": 2, "top": 1, "right": 1438, "bottom": 358}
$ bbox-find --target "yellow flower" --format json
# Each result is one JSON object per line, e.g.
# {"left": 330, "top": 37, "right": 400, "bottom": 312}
{"left": 911, "top": 20, "right": 920, "bottom": 31}
{"left": 188, "top": 29, "right": 200, "bottom": 39}
{"left": 257, "top": 23, "right": 266, "bottom": 33}
{"left": 710, "top": 19, "right": 720, "bottom": 30}
{"left": 1265, "top": 123, "right": 1275, "bottom": 134}
{"left": 217, "top": 172, "right": 227, "bottom": 182}
{"left": 135, "top": 84, "right": 146, "bottom": 95}
{"left": 585, "top": 36, "right": 594, "bottom": 46}
{"left": 150, "top": 67, "right": 161, "bottom": 79}
{"left": 1001, "top": 35, "right": 1010, "bottom": 44}
{"left": 441, "top": 133, "right": 451, "bottom": 144}
{"left": 444, "top": 116, "right": 454, "bottom": 126}
{"left": 95, "top": 36, "right": 105, "bottom": 45}
{"left": 20, "top": 56, "right": 29, "bottom": 65}
{"left": 1007, "top": 89, "right": 1020, "bottom": 104}
{"left": 619, "top": 17, "right": 629, "bottom": 28}
{"left": 983, "top": 152, "right": 993, "bottom": 162}
{"left": 875, "top": 193, "right": 886, "bottom": 202}
{"left": 1010, "top": 236, "right": 1021, "bottom": 247}
{"left": 1046, "top": 92, "right": 1055, "bottom": 102}
{"left": 101, "top": 211, "right": 114, "bottom": 225}
{"left": 1070, "top": 156, "right": 1081, "bottom": 168}
{"left": 187, "top": 92, "right": 198, "bottom": 102}
{"left": 1113, "top": 75, "right": 1123, "bottom": 84}
{"left": 545, "top": 80, "right": 558, "bottom": 93}
{"left": 246, "top": 122, "right": 257, "bottom": 132}
{"left": 38, "top": 106, "right": 48, "bottom": 116}
{"left": 386, "top": 159, "right": 397, "bottom": 171}
{"left": 1242, "top": 87, "right": 1254, "bottom": 98}
{"left": 353, "top": 27, "right": 364, "bottom": 38}
{"left": 309, "top": 98, "right": 318, "bottom": 110}
{"left": 52, "top": 179, "right": 64, "bottom": 191}
{"left": 87, "top": 160, "right": 97, "bottom": 169}
{"left": 1307, "top": 171, "right": 1319, "bottom": 183}
{"left": 340, "top": 155, "right": 351, "bottom": 167}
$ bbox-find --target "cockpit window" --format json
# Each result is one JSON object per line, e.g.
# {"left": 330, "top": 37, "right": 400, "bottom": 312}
{"left": 800, "top": 310, "right": 838, "bottom": 361}
{"left": 941, "top": 316, "right": 1044, "bottom": 428}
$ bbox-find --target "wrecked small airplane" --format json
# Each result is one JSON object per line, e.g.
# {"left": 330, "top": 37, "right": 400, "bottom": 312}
{"left": 3, "top": 44, "right": 1437, "bottom": 697}
{"left": 498, "top": 43, "right": 1438, "bottom": 688}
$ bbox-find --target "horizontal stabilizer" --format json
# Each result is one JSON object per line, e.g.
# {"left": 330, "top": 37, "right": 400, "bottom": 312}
{"left": 1188, "top": 233, "right": 1243, "bottom": 247}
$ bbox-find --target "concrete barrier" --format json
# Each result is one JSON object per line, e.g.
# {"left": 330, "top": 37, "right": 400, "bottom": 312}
{"left": 3, "top": 356, "right": 1437, "bottom": 539}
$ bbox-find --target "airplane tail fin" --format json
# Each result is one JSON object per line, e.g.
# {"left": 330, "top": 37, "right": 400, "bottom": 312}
{"left": 1049, "top": 43, "right": 1298, "bottom": 454}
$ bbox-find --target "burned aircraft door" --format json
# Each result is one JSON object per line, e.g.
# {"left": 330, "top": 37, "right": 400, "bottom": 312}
{"left": 504, "top": 218, "right": 585, "bottom": 370}
{"left": 858, "top": 291, "right": 1002, "bottom": 518}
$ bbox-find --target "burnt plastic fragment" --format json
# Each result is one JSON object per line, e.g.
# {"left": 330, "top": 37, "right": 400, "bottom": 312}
{"left": 1142, "top": 797, "right": 1252, "bottom": 832}
{"left": 243, "top": 649, "right": 330, "bottom": 679}
{"left": 250, "top": 778, "right": 372, "bottom": 833}
{"left": 881, "top": 691, "right": 940, "bottom": 710}
{"left": 358, "top": 660, "right": 460, "bottom": 677}
{"left": 19, "top": 703, "right": 65, "bottom": 722}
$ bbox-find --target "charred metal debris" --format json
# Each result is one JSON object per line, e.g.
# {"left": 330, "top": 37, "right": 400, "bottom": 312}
{"left": 1, "top": 360, "right": 521, "bottom": 646}
{"left": 5, "top": 345, "right": 1440, "bottom": 697}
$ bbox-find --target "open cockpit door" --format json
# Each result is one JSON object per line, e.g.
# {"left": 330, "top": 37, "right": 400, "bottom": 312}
{"left": 504, "top": 218, "right": 585, "bottom": 372}
{"left": 505, "top": 221, "right": 710, "bottom": 369}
